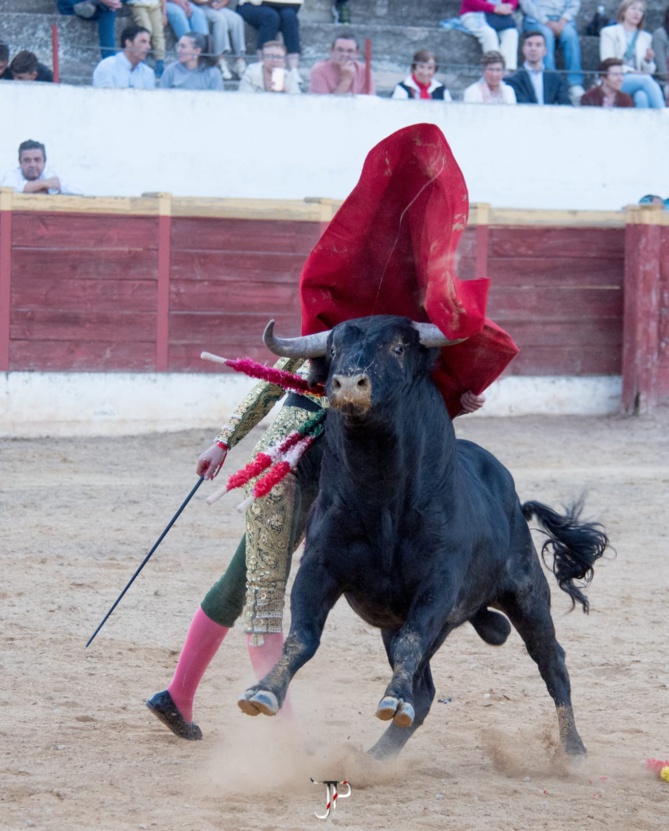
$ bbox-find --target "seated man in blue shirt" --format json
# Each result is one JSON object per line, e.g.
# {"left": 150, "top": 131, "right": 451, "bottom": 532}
{"left": 92, "top": 24, "right": 156, "bottom": 89}
{"left": 505, "top": 30, "right": 571, "bottom": 104}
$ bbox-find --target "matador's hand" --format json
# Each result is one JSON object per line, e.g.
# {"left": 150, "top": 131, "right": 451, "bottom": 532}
{"left": 460, "top": 391, "right": 486, "bottom": 414}
{"left": 197, "top": 442, "right": 228, "bottom": 479}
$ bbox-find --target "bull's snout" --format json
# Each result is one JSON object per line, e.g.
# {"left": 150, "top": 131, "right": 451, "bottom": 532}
{"left": 330, "top": 372, "right": 372, "bottom": 412}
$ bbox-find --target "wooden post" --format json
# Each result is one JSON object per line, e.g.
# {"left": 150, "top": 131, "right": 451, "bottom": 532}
{"left": 143, "top": 192, "right": 173, "bottom": 372}
{"left": 621, "top": 204, "right": 663, "bottom": 414}
{"left": 474, "top": 203, "right": 490, "bottom": 280}
{"left": 364, "top": 38, "right": 372, "bottom": 95}
{"left": 0, "top": 188, "right": 12, "bottom": 372}
{"left": 51, "top": 24, "right": 60, "bottom": 83}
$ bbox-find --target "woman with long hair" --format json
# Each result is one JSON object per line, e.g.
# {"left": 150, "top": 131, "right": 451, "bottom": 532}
{"left": 159, "top": 32, "right": 224, "bottom": 89}
{"left": 600, "top": 0, "right": 665, "bottom": 107}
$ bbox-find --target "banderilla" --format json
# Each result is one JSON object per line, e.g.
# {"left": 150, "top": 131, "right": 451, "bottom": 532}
{"left": 85, "top": 476, "right": 205, "bottom": 648}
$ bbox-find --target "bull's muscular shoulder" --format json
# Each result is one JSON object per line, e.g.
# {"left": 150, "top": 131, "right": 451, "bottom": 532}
{"left": 456, "top": 439, "right": 517, "bottom": 496}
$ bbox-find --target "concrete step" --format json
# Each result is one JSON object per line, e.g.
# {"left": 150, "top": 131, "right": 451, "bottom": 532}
{"left": 0, "top": 6, "right": 636, "bottom": 89}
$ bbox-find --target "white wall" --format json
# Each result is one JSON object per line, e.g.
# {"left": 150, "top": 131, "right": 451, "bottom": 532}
{"left": 0, "top": 372, "right": 622, "bottom": 437}
{"left": 1, "top": 82, "right": 668, "bottom": 210}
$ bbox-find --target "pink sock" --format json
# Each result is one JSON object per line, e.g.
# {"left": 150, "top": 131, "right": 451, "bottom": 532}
{"left": 246, "top": 633, "right": 294, "bottom": 719}
{"left": 167, "top": 606, "right": 228, "bottom": 723}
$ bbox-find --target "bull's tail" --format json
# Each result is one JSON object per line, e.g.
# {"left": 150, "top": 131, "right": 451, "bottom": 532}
{"left": 522, "top": 499, "right": 609, "bottom": 613}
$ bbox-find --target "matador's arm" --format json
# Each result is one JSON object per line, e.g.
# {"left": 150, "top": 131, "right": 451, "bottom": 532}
{"left": 214, "top": 357, "right": 305, "bottom": 449}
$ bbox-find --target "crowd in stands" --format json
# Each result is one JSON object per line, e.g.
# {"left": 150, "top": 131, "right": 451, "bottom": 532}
{"left": 0, "top": 0, "right": 667, "bottom": 107}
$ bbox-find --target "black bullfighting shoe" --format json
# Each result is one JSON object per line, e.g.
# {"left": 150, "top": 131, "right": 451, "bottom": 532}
{"left": 146, "top": 690, "right": 203, "bottom": 741}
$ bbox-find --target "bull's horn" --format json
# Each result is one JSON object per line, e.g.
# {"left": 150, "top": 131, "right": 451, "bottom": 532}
{"left": 412, "top": 322, "right": 467, "bottom": 348}
{"left": 263, "top": 320, "right": 331, "bottom": 358}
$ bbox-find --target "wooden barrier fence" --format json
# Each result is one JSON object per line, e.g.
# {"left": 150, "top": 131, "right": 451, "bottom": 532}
{"left": 0, "top": 190, "right": 667, "bottom": 413}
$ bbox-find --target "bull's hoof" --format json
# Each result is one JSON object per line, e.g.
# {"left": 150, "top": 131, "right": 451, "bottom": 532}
{"left": 375, "top": 697, "right": 415, "bottom": 728}
{"left": 237, "top": 689, "right": 279, "bottom": 717}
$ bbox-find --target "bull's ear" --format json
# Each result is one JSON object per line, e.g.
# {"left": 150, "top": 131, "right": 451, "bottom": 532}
{"left": 422, "top": 346, "right": 442, "bottom": 374}
{"left": 308, "top": 355, "right": 330, "bottom": 386}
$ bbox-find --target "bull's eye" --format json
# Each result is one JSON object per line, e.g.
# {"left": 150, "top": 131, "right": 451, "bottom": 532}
{"left": 393, "top": 345, "right": 404, "bottom": 356}
{"left": 330, "top": 346, "right": 336, "bottom": 357}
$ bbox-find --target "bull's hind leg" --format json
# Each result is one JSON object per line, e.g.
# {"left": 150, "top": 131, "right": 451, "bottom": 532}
{"left": 501, "top": 582, "right": 586, "bottom": 756}
{"left": 369, "top": 629, "right": 436, "bottom": 759}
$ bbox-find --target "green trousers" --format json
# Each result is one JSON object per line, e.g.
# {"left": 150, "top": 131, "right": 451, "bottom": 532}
{"left": 200, "top": 409, "right": 322, "bottom": 634}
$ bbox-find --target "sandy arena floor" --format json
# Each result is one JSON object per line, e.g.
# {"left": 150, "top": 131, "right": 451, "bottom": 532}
{"left": 2, "top": 411, "right": 668, "bottom": 830}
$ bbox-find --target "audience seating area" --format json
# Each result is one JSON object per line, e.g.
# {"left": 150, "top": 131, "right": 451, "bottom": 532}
{"left": 0, "top": 0, "right": 668, "bottom": 96}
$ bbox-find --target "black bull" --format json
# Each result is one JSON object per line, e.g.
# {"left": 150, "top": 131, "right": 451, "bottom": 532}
{"left": 238, "top": 315, "right": 609, "bottom": 759}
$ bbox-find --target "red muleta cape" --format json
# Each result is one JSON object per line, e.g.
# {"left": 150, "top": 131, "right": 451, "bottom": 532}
{"left": 299, "top": 123, "right": 518, "bottom": 418}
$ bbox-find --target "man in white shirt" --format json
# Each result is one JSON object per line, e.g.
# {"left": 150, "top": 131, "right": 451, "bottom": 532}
{"left": 92, "top": 24, "right": 156, "bottom": 88}
{"left": 1, "top": 140, "right": 81, "bottom": 195}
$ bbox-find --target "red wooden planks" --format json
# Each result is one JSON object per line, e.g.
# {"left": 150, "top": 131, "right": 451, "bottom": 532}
{"left": 11, "top": 213, "right": 159, "bottom": 250}
{"left": 171, "top": 217, "right": 321, "bottom": 254}
{"left": 168, "top": 311, "right": 299, "bottom": 344}
{"left": 11, "top": 248, "right": 157, "bottom": 283}
{"left": 12, "top": 277, "right": 156, "bottom": 312}
{"left": 170, "top": 279, "right": 299, "bottom": 314}
{"left": 170, "top": 250, "right": 305, "bottom": 284}
{"left": 487, "top": 257, "right": 624, "bottom": 287}
{"left": 490, "top": 227, "right": 625, "bottom": 260}
{"left": 488, "top": 285, "right": 623, "bottom": 319}
{"left": 11, "top": 339, "right": 156, "bottom": 371}
{"left": 10, "top": 310, "right": 155, "bottom": 341}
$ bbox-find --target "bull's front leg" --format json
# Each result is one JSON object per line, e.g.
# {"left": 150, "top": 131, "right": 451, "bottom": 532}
{"left": 237, "top": 554, "right": 341, "bottom": 717}
{"left": 375, "top": 590, "right": 456, "bottom": 729}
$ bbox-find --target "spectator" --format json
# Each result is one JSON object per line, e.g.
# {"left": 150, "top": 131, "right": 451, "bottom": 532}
{"left": 332, "top": 0, "right": 351, "bottom": 24}
{"left": 638, "top": 194, "right": 665, "bottom": 205}
{"left": 391, "top": 49, "right": 452, "bottom": 100}
{"left": 1, "top": 139, "right": 80, "bottom": 195}
{"left": 581, "top": 57, "right": 634, "bottom": 106}
{"left": 600, "top": 0, "right": 666, "bottom": 108}
{"left": 9, "top": 51, "right": 54, "bottom": 82}
{"left": 309, "top": 32, "right": 375, "bottom": 95}
{"left": 165, "top": 1, "right": 210, "bottom": 47}
{"left": 125, "top": 0, "right": 168, "bottom": 77}
{"left": 505, "top": 30, "right": 571, "bottom": 102}
{"left": 651, "top": 6, "right": 669, "bottom": 104}
{"left": 519, "top": 0, "right": 584, "bottom": 103}
{"left": 187, "top": 0, "right": 247, "bottom": 79}
{"left": 464, "top": 49, "right": 518, "bottom": 102}
{"left": 55, "top": 0, "right": 125, "bottom": 60}
{"left": 92, "top": 24, "right": 156, "bottom": 87}
{"left": 159, "top": 31, "right": 224, "bottom": 88}
{"left": 236, "top": 0, "right": 302, "bottom": 69}
{"left": 0, "top": 41, "right": 12, "bottom": 80}
{"left": 238, "top": 40, "right": 301, "bottom": 93}
{"left": 459, "top": 0, "right": 520, "bottom": 71}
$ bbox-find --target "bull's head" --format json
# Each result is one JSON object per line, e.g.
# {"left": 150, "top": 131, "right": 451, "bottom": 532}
{"left": 264, "top": 316, "right": 463, "bottom": 418}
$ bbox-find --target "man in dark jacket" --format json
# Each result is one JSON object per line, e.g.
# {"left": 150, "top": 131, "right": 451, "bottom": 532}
{"left": 505, "top": 31, "right": 571, "bottom": 104}
{"left": 8, "top": 51, "right": 53, "bottom": 82}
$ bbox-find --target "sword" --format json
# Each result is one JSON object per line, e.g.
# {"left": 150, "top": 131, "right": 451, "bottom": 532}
{"left": 85, "top": 476, "right": 205, "bottom": 648}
